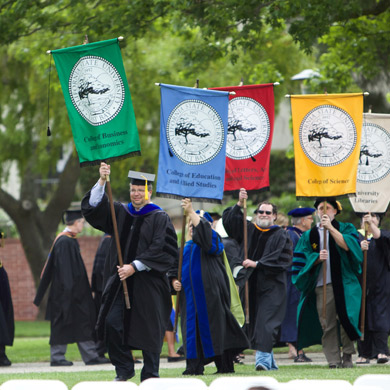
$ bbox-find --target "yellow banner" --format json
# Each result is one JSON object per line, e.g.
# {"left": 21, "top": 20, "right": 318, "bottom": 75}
{"left": 291, "top": 93, "right": 363, "bottom": 198}
{"left": 350, "top": 112, "right": 390, "bottom": 213}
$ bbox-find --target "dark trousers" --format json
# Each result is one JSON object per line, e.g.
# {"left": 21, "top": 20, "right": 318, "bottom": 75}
{"left": 358, "top": 330, "right": 389, "bottom": 359}
{"left": 106, "top": 293, "right": 160, "bottom": 381}
{"left": 0, "top": 345, "right": 6, "bottom": 358}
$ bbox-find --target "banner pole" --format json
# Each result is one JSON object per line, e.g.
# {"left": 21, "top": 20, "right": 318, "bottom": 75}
{"left": 243, "top": 199, "right": 250, "bottom": 324}
{"left": 360, "top": 220, "right": 369, "bottom": 340}
{"left": 105, "top": 175, "right": 131, "bottom": 309}
{"left": 322, "top": 201, "right": 327, "bottom": 324}
{"left": 174, "top": 211, "right": 187, "bottom": 334}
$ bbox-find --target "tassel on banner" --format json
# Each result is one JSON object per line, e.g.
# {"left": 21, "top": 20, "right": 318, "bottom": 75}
{"left": 46, "top": 53, "right": 52, "bottom": 137}
{"left": 46, "top": 35, "right": 91, "bottom": 137}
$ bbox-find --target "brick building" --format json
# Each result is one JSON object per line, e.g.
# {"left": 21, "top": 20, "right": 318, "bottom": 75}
{"left": 0, "top": 236, "right": 101, "bottom": 321}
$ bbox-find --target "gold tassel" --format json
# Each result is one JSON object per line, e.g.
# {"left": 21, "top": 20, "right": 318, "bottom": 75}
{"left": 141, "top": 175, "right": 148, "bottom": 200}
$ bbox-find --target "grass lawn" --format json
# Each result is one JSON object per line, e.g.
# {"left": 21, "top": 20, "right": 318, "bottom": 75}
{"left": 1, "top": 321, "right": 389, "bottom": 388}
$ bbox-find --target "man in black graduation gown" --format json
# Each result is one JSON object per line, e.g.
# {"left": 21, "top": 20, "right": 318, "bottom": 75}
{"left": 0, "top": 234, "right": 14, "bottom": 367}
{"left": 223, "top": 188, "right": 293, "bottom": 371}
{"left": 358, "top": 212, "right": 390, "bottom": 364}
{"left": 81, "top": 162, "right": 178, "bottom": 382}
{"left": 34, "top": 210, "right": 109, "bottom": 367}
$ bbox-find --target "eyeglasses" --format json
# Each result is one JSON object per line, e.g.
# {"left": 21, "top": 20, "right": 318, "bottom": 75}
{"left": 255, "top": 210, "right": 272, "bottom": 215}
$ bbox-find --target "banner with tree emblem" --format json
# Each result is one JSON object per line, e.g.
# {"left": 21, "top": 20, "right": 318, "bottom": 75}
{"left": 156, "top": 84, "right": 229, "bottom": 203}
{"left": 51, "top": 38, "right": 140, "bottom": 166}
{"left": 290, "top": 93, "right": 364, "bottom": 199}
{"left": 350, "top": 112, "right": 390, "bottom": 213}
{"left": 211, "top": 84, "right": 275, "bottom": 192}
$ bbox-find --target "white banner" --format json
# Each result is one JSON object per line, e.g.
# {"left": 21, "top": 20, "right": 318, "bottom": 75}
{"left": 350, "top": 112, "right": 390, "bottom": 213}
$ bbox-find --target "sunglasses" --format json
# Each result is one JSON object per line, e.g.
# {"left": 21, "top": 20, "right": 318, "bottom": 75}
{"left": 255, "top": 210, "right": 272, "bottom": 215}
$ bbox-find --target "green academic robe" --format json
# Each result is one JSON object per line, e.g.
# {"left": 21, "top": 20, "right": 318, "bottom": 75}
{"left": 292, "top": 219, "right": 363, "bottom": 350}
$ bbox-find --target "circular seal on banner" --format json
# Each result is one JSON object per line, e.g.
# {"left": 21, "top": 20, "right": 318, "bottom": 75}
{"left": 299, "top": 105, "right": 357, "bottom": 167}
{"left": 357, "top": 122, "right": 390, "bottom": 183}
{"left": 167, "top": 99, "right": 225, "bottom": 165}
{"left": 226, "top": 97, "right": 270, "bottom": 160}
{"left": 69, "top": 56, "right": 125, "bottom": 126}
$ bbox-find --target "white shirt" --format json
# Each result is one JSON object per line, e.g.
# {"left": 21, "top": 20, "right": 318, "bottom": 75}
{"left": 88, "top": 180, "right": 150, "bottom": 272}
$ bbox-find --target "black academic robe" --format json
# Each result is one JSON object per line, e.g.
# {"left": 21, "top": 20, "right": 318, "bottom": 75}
{"left": 82, "top": 192, "right": 178, "bottom": 354}
{"left": 280, "top": 227, "right": 303, "bottom": 343}
{"left": 360, "top": 230, "right": 390, "bottom": 333}
{"left": 0, "top": 266, "right": 14, "bottom": 346}
{"left": 223, "top": 205, "right": 293, "bottom": 351}
{"left": 168, "top": 218, "right": 248, "bottom": 360}
{"left": 34, "top": 234, "right": 96, "bottom": 345}
{"left": 92, "top": 234, "right": 111, "bottom": 312}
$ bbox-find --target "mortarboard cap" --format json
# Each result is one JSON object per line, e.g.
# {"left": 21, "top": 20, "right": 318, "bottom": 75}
{"left": 128, "top": 170, "right": 155, "bottom": 186}
{"left": 313, "top": 197, "right": 342, "bottom": 214}
{"left": 128, "top": 170, "right": 155, "bottom": 200}
{"left": 196, "top": 210, "right": 213, "bottom": 224}
{"left": 62, "top": 209, "right": 83, "bottom": 224}
{"left": 208, "top": 211, "right": 221, "bottom": 221}
{"left": 288, "top": 207, "right": 316, "bottom": 218}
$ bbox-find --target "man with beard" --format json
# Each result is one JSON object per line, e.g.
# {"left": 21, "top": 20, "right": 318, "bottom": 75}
{"left": 222, "top": 188, "right": 293, "bottom": 371}
{"left": 292, "top": 198, "right": 362, "bottom": 369}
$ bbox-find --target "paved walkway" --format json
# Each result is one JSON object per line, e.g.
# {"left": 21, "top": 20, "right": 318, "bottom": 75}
{"left": 0, "top": 352, "right": 336, "bottom": 374}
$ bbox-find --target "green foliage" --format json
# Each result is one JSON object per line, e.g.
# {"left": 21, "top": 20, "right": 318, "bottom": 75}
{"left": 304, "top": 10, "right": 390, "bottom": 116}
{"left": 1, "top": 0, "right": 390, "bottom": 281}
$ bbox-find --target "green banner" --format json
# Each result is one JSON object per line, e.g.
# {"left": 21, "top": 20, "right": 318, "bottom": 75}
{"left": 52, "top": 38, "right": 140, "bottom": 166}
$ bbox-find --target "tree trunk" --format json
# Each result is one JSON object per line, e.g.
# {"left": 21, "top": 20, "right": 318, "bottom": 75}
{"left": 0, "top": 152, "right": 80, "bottom": 317}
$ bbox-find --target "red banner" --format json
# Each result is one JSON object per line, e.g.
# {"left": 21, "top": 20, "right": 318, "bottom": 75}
{"left": 211, "top": 84, "right": 275, "bottom": 192}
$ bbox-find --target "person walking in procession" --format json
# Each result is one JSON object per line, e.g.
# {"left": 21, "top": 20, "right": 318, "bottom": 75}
{"left": 82, "top": 163, "right": 178, "bottom": 382}
{"left": 357, "top": 212, "right": 390, "bottom": 364}
{"left": 280, "top": 207, "right": 315, "bottom": 363}
{"left": 0, "top": 234, "right": 14, "bottom": 367}
{"left": 170, "top": 199, "right": 248, "bottom": 375}
{"left": 223, "top": 188, "right": 293, "bottom": 371}
{"left": 292, "top": 198, "right": 363, "bottom": 369}
{"left": 34, "top": 210, "right": 109, "bottom": 367}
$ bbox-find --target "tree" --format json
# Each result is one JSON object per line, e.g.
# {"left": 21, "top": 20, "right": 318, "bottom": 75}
{"left": 0, "top": 44, "right": 80, "bottom": 287}
{"left": 308, "top": 11, "right": 390, "bottom": 110}
{"left": 0, "top": 1, "right": 312, "bottom": 292}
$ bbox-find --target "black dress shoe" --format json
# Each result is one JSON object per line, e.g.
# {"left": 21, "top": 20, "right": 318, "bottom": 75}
{"left": 50, "top": 360, "right": 73, "bottom": 366}
{"left": 113, "top": 373, "right": 134, "bottom": 381}
{"left": 213, "top": 369, "right": 235, "bottom": 374}
{"left": 167, "top": 356, "right": 186, "bottom": 362}
{"left": 0, "top": 356, "right": 11, "bottom": 366}
{"left": 114, "top": 376, "right": 128, "bottom": 382}
{"left": 182, "top": 368, "right": 204, "bottom": 375}
{"left": 85, "top": 356, "right": 111, "bottom": 365}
